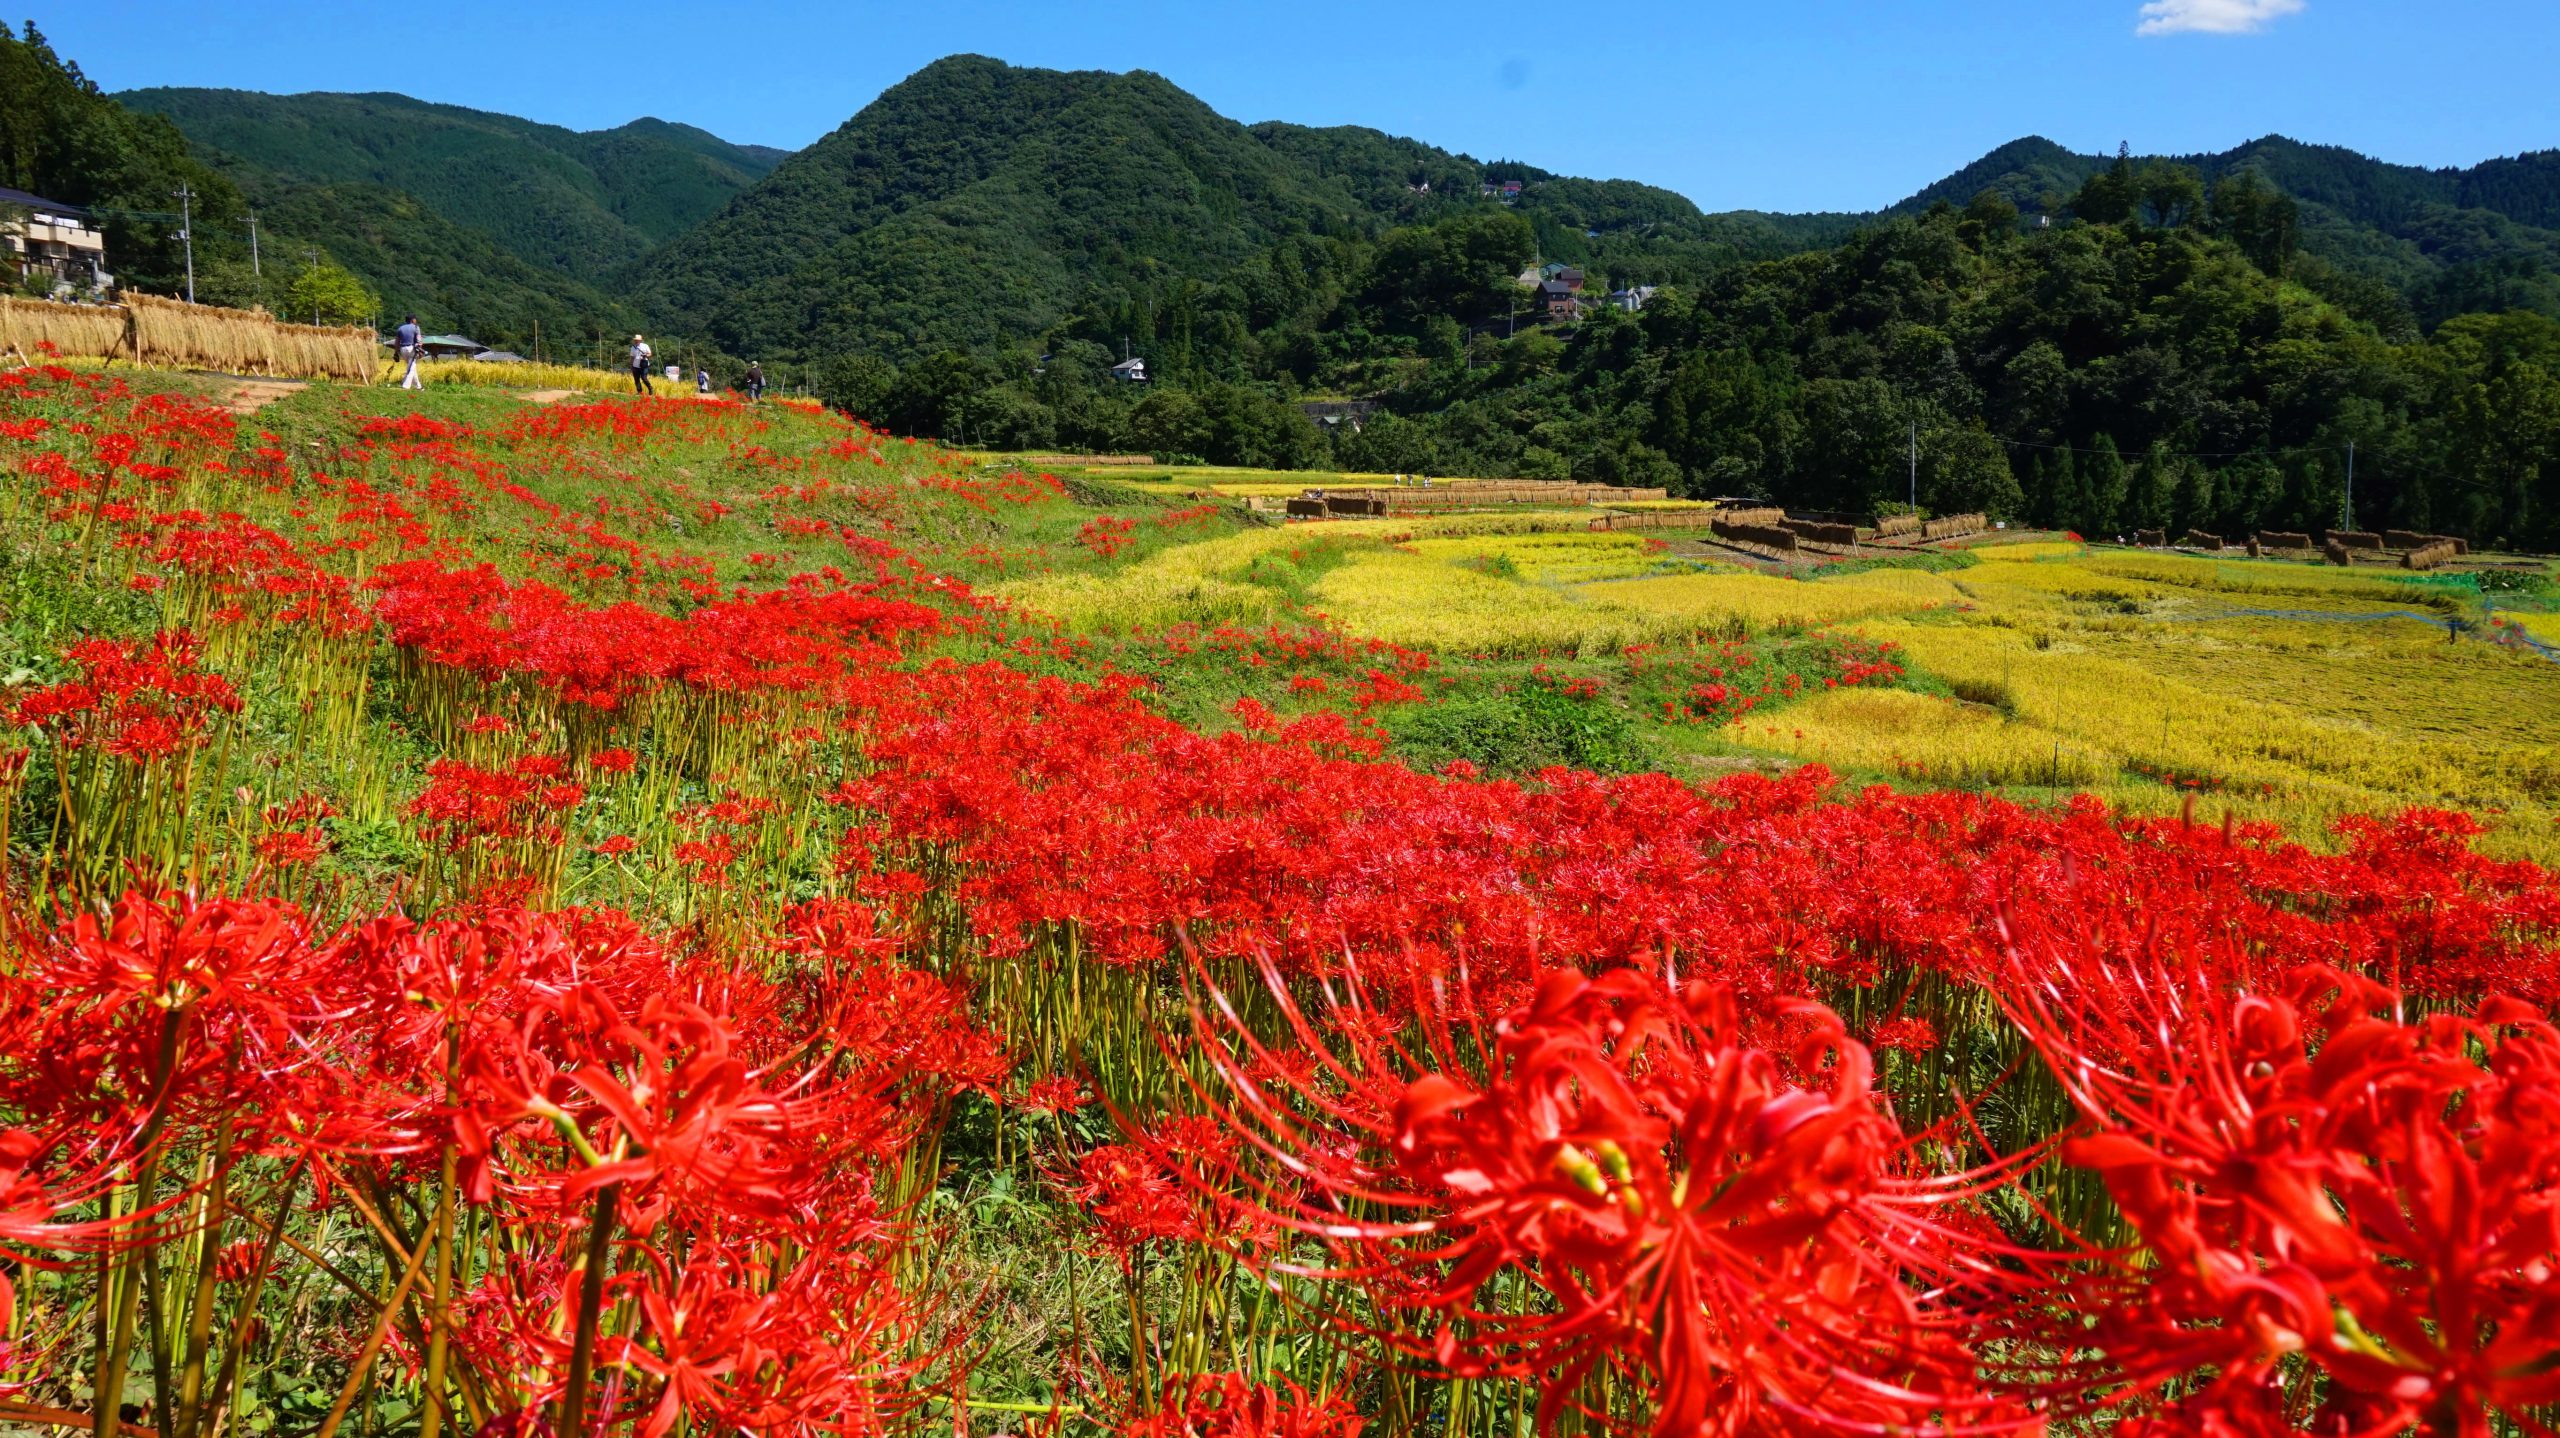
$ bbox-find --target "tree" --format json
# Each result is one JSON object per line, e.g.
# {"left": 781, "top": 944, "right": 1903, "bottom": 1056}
{"left": 2136, "top": 162, "right": 2206, "bottom": 230}
{"left": 2071, "top": 146, "right": 2138, "bottom": 226}
{"left": 2083, "top": 434, "right": 2129, "bottom": 535}
{"left": 1336, "top": 412, "right": 1437, "bottom": 475}
{"left": 283, "top": 258, "right": 378, "bottom": 327}
{"left": 815, "top": 354, "right": 899, "bottom": 425}
{"left": 2132, "top": 441, "right": 2179, "bottom": 531}
{"left": 1963, "top": 188, "right": 2021, "bottom": 240}
{"left": 2209, "top": 171, "right": 2298, "bottom": 277}
{"left": 1920, "top": 424, "right": 2025, "bottom": 518}
{"left": 1361, "top": 209, "right": 1536, "bottom": 328}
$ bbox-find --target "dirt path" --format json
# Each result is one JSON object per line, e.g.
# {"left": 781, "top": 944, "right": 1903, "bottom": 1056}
{"left": 211, "top": 377, "right": 306, "bottom": 415}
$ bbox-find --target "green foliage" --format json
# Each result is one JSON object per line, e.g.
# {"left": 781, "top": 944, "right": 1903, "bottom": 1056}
{"left": 281, "top": 256, "right": 378, "bottom": 326}
{"left": 0, "top": 23, "right": 243, "bottom": 295}
{"left": 1383, "top": 679, "right": 1639, "bottom": 776}
{"left": 121, "top": 88, "right": 779, "bottom": 279}
{"left": 39, "top": 44, "right": 2560, "bottom": 546}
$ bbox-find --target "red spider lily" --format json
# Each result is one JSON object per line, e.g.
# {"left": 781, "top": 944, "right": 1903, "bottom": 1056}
{"left": 1100, "top": 1372, "right": 1366, "bottom": 1437}
{"left": 408, "top": 754, "right": 585, "bottom": 850}
{"left": 600, "top": 1240, "right": 947, "bottom": 1438}
{"left": 1060, "top": 1142, "right": 1205, "bottom": 1269}
{"left": 1170, "top": 959, "right": 2054, "bottom": 1437}
{"left": 10, "top": 628, "right": 240, "bottom": 760}
{"left": 2003, "top": 929, "right": 2560, "bottom": 1435}
{"left": 0, "top": 1125, "right": 159, "bottom": 1387}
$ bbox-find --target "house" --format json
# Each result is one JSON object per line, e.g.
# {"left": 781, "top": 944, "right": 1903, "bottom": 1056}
{"left": 0, "top": 186, "right": 110, "bottom": 293}
{"left": 1607, "top": 285, "right": 1658, "bottom": 313}
{"left": 1480, "top": 179, "right": 1526, "bottom": 202}
{"left": 1515, "top": 266, "right": 1544, "bottom": 290}
{"left": 1537, "top": 279, "right": 1582, "bottom": 321}
{"left": 417, "top": 334, "right": 489, "bottom": 358}
{"left": 1554, "top": 266, "right": 1586, "bottom": 294}
{"left": 1109, "top": 356, "right": 1148, "bottom": 383}
{"left": 1299, "top": 399, "right": 1378, "bottom": 431}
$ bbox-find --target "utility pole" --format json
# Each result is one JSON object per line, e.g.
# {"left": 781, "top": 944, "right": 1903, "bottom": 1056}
{"left": 1908, "top": 418, "right": 1919, "bottom": 515}
{"left": 247, "top": 212, "right": 260, "bottom": 277}
{"left": 303, "top": 247, "right": 321, "bottom": 324}
{"left": 172, "top": 183, "right": 197, "bottom": 303}
{"left": 2342, "top": 440, "right": 2356, "bottom": 532}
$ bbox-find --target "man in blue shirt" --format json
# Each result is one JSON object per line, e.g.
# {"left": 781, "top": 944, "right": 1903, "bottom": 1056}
{"left": 395, "top": 315, "right": 424, "bottom": 390}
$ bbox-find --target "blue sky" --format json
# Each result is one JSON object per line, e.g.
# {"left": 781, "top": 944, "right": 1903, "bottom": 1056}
{"left": 36, "top": 0, "right": 2557, "bottom": 213}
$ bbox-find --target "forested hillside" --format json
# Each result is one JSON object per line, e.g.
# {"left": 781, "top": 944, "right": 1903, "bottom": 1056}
{"left": 17, "top": 34, "right": 2559, "bottom": 546}
{"left": 627, "top": 55, "right": 1829, "bottom": 364}
{"left": 0, "top": 22, "right": 236, "bottom": 297}
{"left": 821, "top": 168, "right": 2560, "bottom": 550}
{"left": 118, "top": 88, "right": 783, "bottom": 279}
{"left": 1890, "top": 134, "right": 2560, "bottom": 326}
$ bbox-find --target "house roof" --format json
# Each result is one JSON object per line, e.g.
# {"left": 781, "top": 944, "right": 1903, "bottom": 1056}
{"left": 0, "top": 186, "right": 90, "bottom": 217}
{"left": 1538, "top": 280, "right": 1577, "bottom": 296}
{"left": 1110, "top": 356, "right": 1146, "bottom": 371}
{"left": 419, "top": 334, "right": 485, "bottom": 350}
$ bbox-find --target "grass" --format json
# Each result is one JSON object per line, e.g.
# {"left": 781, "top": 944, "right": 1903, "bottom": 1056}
{"left": 1738, "top": 687, "right": 2114, "bottom": 788}
{"left": 1857, "top": 611, "right": 2560, "bottom": 859}
{"left": 1588, "top": 567, "right": 1965, "bottom": 630}
{"left": 1965, "top": 540, "right": 2087, "bottom": 562}
{"left": 1308, "top": 547, "right": 1678, "bottom": 655}
{"left": 380, "top": 357, "right": 667, "bottom": 393}
{"left": 1000, "top": 486, "right": 2560, "bottom": 860}
{"left": 1400, "top": 530, "right": 1679, "bottom": 585}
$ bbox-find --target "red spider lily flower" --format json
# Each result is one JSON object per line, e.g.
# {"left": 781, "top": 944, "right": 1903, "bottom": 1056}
{"left": 10, "top": 629, "right": 240, "bottom": 759}
{"left": 1060, "top": 1142, "right": 1204, "bottom": 1268}
{"left": 1105, "top": 1372, "right": 1365, "bottom": 1438}
{"left": 1170, "top": 959, "right": 2055, "bottom": 1437}
{"left": 2004, "top": 929, "right": 2560, "bottom": 1434}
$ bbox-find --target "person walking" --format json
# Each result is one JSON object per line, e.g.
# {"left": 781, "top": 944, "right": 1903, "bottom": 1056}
{"left": 395, "top": 314, "right": 424, "bottom": 390}
{"left": 629, "top": 335, "right": 655, "bottom": 395}
{"left": 696, "top": 366, "right": 711, "bottom": 396}
{"left": 745, "top": 361, "right": 765, "bottom": 402}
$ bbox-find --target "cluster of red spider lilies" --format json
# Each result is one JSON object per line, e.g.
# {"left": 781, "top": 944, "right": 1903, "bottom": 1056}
{"left": 0, "top": 362, "right": 2556, "bottom": 1436}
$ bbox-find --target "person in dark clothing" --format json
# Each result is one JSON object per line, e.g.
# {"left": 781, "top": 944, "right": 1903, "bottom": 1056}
{"left": 745, "top": 362, "right": 765, "bottom": 402}
{"left": 629, "top": 335, "right": 655, "bottom": 395}
{"left": 395, "top": 315, "right": 424, "bottom": 389}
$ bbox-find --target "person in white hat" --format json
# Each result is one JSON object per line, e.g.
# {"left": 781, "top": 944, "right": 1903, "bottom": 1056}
{"left": 628, "top": 335, "right": 655, "bottom": 395}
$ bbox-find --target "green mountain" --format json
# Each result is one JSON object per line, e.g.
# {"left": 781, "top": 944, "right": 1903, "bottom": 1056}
{"left": 628, "top": 56, "right": 1413, "bottom": 362}
{"left": 1889, "top": 134, "right": 2560, "bottom": 320}
{"left": 228, "top": 174, "right": 644, "bottom": 349}
{"left": 625, "top": 55, "right": 1834, "bottom": 363}
{"left": 118, "top": 88, "right": 783, "bottom": 281}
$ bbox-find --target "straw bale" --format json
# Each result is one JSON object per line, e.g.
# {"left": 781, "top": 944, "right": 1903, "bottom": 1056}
{"left": 0, "top": 295, "right": 130, "bottom": 361}
{"left": 126, "top": 292, "right": 373, "bottom": 382}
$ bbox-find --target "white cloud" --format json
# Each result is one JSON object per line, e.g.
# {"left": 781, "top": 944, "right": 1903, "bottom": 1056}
{"left": 2135, "top": 0, "right": 2306, "bottom": 36}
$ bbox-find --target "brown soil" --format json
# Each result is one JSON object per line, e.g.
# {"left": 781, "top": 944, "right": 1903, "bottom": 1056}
{"left": 214, "top": 378, "right": 306, "bottom": 415}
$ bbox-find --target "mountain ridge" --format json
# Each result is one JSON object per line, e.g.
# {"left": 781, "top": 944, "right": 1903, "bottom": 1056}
{"left": 120, "top": 58, "right": 2560, "bottom": 359}
{"left": 118, "top": 86, "right": 784, "bottom": 281}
